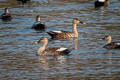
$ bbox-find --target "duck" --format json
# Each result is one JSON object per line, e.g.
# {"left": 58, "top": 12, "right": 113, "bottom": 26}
{"left": 94, "top": 0, "right": 110, "bottom": 8}
{"left": 0, "top": 8, "right": 12, "bottom": 21}
{"left": 17, "top": 0, "right": 30, "bottom": 4}
{"left": 100, "top": 35, "right": 120, "bottom": 49}
{"left": 31, "top": 15, "right": 45, "bottom": 30}
{"left": 34, "top": 38, "right": 72, "bottom": 56}
{"left": 47, "top": 18, "right": 86, "bottom": 39}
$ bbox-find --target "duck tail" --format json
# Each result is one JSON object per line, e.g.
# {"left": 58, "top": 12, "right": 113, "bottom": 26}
{"left": 64, "top": 49, "right": 72, "bottom": 54}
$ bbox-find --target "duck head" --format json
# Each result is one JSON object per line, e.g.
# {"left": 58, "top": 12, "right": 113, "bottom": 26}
{"left": 36, "top": 15, "right": 41, "bottom": 22}
{"left": 5, "top": 8, "right": 9, "bottom": 14}
{"left": 73, "top": 18, "right": 86, "bottom": 25}
{"left": 34, "top": 38, "right": 48, "bottom": 45}
{"left": 100, "top": 35, "right": 112, "bottom": 43}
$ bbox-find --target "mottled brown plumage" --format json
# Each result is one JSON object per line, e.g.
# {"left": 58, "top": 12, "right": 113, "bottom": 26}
{"left": 47, "top": 18, "right": 86, "bottom": 39}
{"left": 34, "top": 38, "right": 72, "bottom": 56}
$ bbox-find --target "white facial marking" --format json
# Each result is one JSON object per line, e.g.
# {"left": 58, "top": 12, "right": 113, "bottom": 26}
{"left": 56, "top": 47, "right": 67, "bottom": 51}
{"left": 53, "top": 31, "right": 62, "bottom": 33}
{"left": 98, "top": 0, "right": 105, "bottom": 2}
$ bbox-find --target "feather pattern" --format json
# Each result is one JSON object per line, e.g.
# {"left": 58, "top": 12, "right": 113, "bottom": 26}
{"left": 47, "top": 18, "right": 85, "bottom": 39}
{"left": 36, "top": 38, "right": 72, "bottom": 56}
{"left": 103, "top": 42, "right": 120, "bottom": 49}
{"left": 47, "top": 31, "right": 75, "bottom": 39}
{"left": 37, "top": 47, "right": 71, "bottom": 56}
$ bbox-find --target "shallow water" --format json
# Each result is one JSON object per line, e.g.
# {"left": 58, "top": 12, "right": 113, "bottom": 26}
{"left": 0, "top": 0, "right": 120, "bottom": 80}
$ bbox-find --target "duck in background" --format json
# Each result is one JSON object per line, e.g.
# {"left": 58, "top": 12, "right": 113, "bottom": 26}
{"left": 17, "top": 0, "right": 30, "bottom": 5}
{"left": 47, "top": 18, "right": 86, "bottom": 39}
{"left": 32, "top": 15, "right": 45, "bottom": 30}
{"left": 100, "top": 35, "right": 120, "bottom": 49}
{"left": 34, "top": 38, "right": 72, "bottom": 56}
{"left": 94, "top": 0, "right": 110, "bottom": 8}
{"left": 0, "top": 8, "right": 12, "bottom": 21}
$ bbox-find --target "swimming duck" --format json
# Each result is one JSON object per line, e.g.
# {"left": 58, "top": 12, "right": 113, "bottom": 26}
{"left": 0, "top": 8, "right": 12, "bottom": 21}
{"left": 17, "top": 0, "right": 30, "bottom": 4}
{"left": 47, "top": 18, "right": 86, "bottom": 39}
{"left": 34, "top": 38, "right": 72, "bottom": 56}
{"left": 94, "top": 0, "right": 110, "bottom": 8}
{"left": 32, "top": 15, "right": 45, "bottom": 30}
{"left": 101, "top": 35, "right": 120, "bottom": 49}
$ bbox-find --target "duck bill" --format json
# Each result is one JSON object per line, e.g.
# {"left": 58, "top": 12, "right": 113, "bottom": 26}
{"left": 80, "top": 21, "right": 86, "bottom": 24}
{"left": 99, "top": 38, "right": 105, "bottom": 40}
{"left": 34, "top": 41, "right": 40, "bottom": 44}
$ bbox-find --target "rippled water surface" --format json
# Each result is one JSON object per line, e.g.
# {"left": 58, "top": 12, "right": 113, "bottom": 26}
{"left": 0, "top": 0, "right": 120, "bottom": 80}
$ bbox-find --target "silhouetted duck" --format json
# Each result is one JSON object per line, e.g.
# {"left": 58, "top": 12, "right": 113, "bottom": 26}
{"left": 47, "top": 18, "right": 86, "bottom": 39}
{"left": 101, "top": 35, "right": 120, "bottom": 49}
{"left": 0, "top": 8, "right": 12, "bottom": 21}
{"left": 32, "top": 15, "right": 45, "bottom": 30}
{"left": 34, "top": 38, "right": 72, "bottom": 56}
{"left": 94, "top": 0, "right": 110, "bottom": 8}
{"left": 17, "top": 0, "right": 30, "bottom": 4}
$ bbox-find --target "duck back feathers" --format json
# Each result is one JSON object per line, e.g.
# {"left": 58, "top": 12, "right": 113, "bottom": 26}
{"left": 47, "top": 31, "right": 74, "bottom": 39}
{"left": 32, "top": 22, "right": 45, "bottom": 30}
{"left": 37, "top": 47, "right": 71, "bottom": 56}
{"left": 103, "top": 42, "right": 120, "bottom": 49}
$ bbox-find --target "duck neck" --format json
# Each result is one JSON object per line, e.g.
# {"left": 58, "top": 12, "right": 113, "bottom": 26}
{"left": 36, "top": 18, "right": 40, "bottom": 22}
{"left": 107, "top": 38, "right": 111, "bottom": 43}
{"left": 5, "top": 9, "right": 9, "bottom": 14}
{"left": 37, "top": 41, "right": 48, "bottom": 55}
{"left": 72, "top": 23, "right": 78, "bottom": 37}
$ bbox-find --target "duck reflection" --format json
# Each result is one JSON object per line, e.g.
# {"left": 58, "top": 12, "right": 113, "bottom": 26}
{"left": 104, "top": 50, "right": 113, "bottom": 75}
{"left": 50, "top": 37, "right": 79, "bottom": 50}
{"left": 73, "top": 38, "right": 79, "bottom": 50}
{"left": 37, "top": 55, "right": 69, "bottom": 68}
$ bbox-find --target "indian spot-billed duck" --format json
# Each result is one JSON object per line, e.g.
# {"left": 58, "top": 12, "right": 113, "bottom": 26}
{"left": 47, "top": 18, "right": 86, "bottom": 39}
{"left": 0, "top": 8, "right": 12, "bottom": 21}
{"left": 34, "top": 38, "right": 72, "bottom": 56}
{"left": 32, "top": 15, "right": 45, "bottom": 30}
{"left": 100, "top": 35, "right": 120, "bottom": 49}
{"left": 94, "top": 0, "right": 110, "bottom": 8}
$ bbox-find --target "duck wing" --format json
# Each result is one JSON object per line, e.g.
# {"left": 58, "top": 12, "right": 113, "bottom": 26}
{"left": 32, "top": 22, "right": 45, "bottom": 29}
{"left": 103, "top": 42, "right": 120, "bottom": 49}
{"left": 47, "top": 30, "right": 73, "bottom": 39}
{"left": 42, "top": 47, "right": 71, "bottom": 55}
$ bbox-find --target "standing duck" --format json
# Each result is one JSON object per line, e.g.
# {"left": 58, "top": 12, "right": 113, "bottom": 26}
{"left": 94, "top": 0, "right": 110, "bottom": 8}
{"left": 32, "top": 15, "right": 45, "bottom": 30}
{"left": 101, "top": 35, "right": 120, "bottom": 49}
{"left": 47, "top": 18, "right": 86, "bottom": 39}
{"left": 34, "top": 38, "right": 72, "bottom": 56}
{"left": 0, "top": 8, "right": 12, "bottom": 21}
